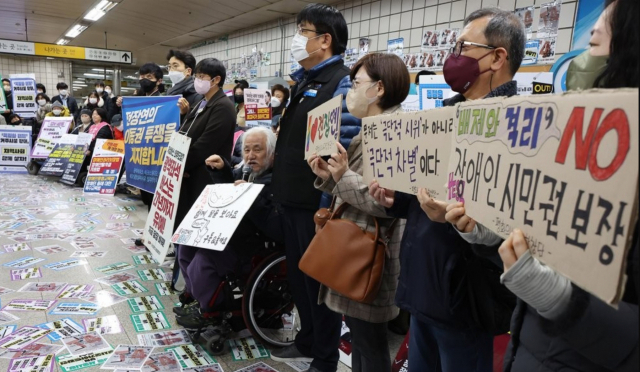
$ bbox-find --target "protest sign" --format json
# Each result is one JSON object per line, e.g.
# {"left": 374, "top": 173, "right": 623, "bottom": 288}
{"left": 41, "top": 133, "right": 91, "bottom": 177}
{"left": 10, "top": 74, "right": 37, "bottom": 118}
{"left": 0, "top": 125, "right": 32, "bottom": 174}
{"left": 361, "top": 106, "right": 457, "bottom": 198}
{"left": 83, "top": 139, "right": 125, "bottom": 195}
{"left": 59, "top": 134, "right": 92, "bottom": 185}
{"left": 304, "top": 94, "right": 342, "bottom": 159}
{"left": 243, "top": 89, "right": 272, "bottom": 122}
{"left": 445, "top": 89, "right": 639, "bottom": 305}
{"left": 31, "top": 117, "right": 73, "bottom": 158}
{"left": 122, "top": 95, "right": 180, "bottom": 193}
{"left": 171, "top": 183, "right": 264, "bottom": 251}
{"left": 144, "top": 132, "right": 189, "bottom": 263}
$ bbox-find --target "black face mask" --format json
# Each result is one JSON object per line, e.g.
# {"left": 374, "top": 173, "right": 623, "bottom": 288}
{"left": 12, "top": 121, "right": 22, "bottom": 125}
{"left": 139, "top": 78, "right": 157, "bottom": 93}
{"left": 234, "top": 95, "right": 244, "bottom": 104}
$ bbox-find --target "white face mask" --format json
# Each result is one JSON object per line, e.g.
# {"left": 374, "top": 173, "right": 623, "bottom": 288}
{"left": 168, "top": 70, "right": 187, "bottom": 85}
{"left": 105, "top": 89, "right": 112, "bottom": 95}
{"left": 96, "top": 88, "right": 104, "bottom": 94}
{"left": 270, "top": 97, "right": 281, "bottom": 108}
{"left": 89, "top": 98, "right": 98, "bottom": 104}
{"left": 346, "top": 82, "right": 379, "bottom": 119}
{"left": 59, "top": 90, "right": 68, "bottom": 96}
{"left": 38, "top": 99, "right": 46, "bottom": 106}
{"left": 291, "top": 33, "right": 322, "bottom": 62}
{"left": 3, "top": 85, "right": 10, "bottom": 92}
{"left": 116, "top": 122, "right": 123, "bottom": 131}
{"left": 37, "top": 90, "right": 43, "bottom": 94}
{"left": 52, "top": 109, "right": 62, "bottom": 116}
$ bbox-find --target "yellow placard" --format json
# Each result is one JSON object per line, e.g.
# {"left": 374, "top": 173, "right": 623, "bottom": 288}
{"left": 35, "top": 43, "right": 86, "bottom": 59}
{"left": 102, "top": 140, "right": 125, "bottom": 154}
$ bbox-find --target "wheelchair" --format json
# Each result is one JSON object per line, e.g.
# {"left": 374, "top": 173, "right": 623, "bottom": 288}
{"left": 180, "top": 242, "right": 300, "bottom": 356}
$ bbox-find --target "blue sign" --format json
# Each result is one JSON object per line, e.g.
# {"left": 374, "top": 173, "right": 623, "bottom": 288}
{"left": 122, "top": 96, "right": 181, "bottom": 193}
{"left": 572, "top": 0, "right": 604, "bottom": 51}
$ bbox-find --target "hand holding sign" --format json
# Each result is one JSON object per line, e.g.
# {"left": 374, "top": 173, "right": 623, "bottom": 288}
{"left": 177, "top": 98, "right": 189, "bottom": 115}
{"left": 307, "top": 154, "right": 331, "bottom": 181}
{"left": 445, "top": 202, "right": 476, "bottom": 233}
{"left": 498, "top": 229, "right": 529, "bottom": 272}
{"left": 416, "top": 188, "right": 448, "bottom": 223}
{"left": 368, "top": 179, "right": 395, "bottom": 208}
{"left": 327, "top": 142, "right": 349, "bottom": 182}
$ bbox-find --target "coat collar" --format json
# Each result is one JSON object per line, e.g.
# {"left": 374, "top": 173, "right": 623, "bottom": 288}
{"left": 290, "top": 55, "right": 344, "bottom": 84}
{"left": 445, "top": 80, "right": 518, "bottom": 106}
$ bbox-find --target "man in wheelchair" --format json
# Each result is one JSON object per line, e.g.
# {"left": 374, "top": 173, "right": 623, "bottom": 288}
{"left": 174, "top": 126, "right": 284, "bottom": 329}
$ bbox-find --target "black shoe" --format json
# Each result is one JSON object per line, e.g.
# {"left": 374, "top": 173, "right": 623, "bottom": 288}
{"left": 166, "top": 250, "right": 176, "bottom": 258}
{"left": 173, "top": 300, "right": 199, "bottom": 317}
{"left": 134, "top": 238, "right": 144, "bottom": 246}
{"left": 176, "top": 309, "right": 220, "bottom": 329}
{"left": 270, "top": 344, "right": 313, "bottom": 363}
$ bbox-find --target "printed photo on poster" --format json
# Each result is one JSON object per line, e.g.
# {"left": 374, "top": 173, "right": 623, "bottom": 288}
{"left": 515, "top": 6, "right": 535, "bottom": 39}
{"left": 387, "top": 38, "right": 404, "bottom": 57}
{"left": 538, "top": 1, "right": 561, "bottom": 39}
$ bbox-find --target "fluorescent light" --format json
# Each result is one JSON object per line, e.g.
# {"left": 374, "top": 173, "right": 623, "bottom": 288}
{"left": 66, "top": 24, "right": 88, "bottom": 38}
{"left": 92, "top": 68, "right": 114, "bottom": 72}
{"left": 56, "top": 39, "right": 70, "bottom": 45}
{"left": 84, "top": 1, "right": 118, "bottom": 21}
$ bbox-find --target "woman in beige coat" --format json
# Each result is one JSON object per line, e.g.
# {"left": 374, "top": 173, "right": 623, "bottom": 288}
{"left": 307, "top": 53, "right": 410, "bottom": 372}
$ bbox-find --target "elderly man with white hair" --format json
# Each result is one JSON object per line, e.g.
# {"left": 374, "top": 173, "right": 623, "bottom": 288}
{"left": 174, "top": 126, "right": 283, "bottom": 329}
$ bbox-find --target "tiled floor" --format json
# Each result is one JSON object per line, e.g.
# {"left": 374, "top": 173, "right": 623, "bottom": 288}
{"left": 0, "top": 174, "right": 404, "bottom": 372}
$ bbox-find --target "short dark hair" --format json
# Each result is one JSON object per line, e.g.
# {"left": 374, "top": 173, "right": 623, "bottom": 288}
{"left": 92, "top": 108, "right": 108, "bottom": 123}
{"left": 350, "top": 53, "right": 410, "bottom": 110}
{"left": 95, "top": 81, "right": 105, "bottom": 88}
{"left": 139, "top": 63, "right": 163, "bottom": 80}
{"left": 36, "top": 93, "right": 50, "bottom": 102}
{"left": 415, "top": 70, "right": 435, "bottom": 85}
{"left": 9, "top": 113, "right": 21, "bottom": 121}
{"left": 464, "top": 8, "right": 525, "bottom": 75}
{"left": 265, "top": 91, "right": 271, "bottom": 97}
{"left": 56, "top": 82, "right": 68, "bottom": 90}
{"left": 166, "top": 49, "right": 197, "bottom": 72}
{"left": 1, "top": 78, "right": 9, "bottom": 84}
{"left": 271, "top": 84, "right": 290, "bottom": 103}
{"left": 36, "top": 83, "right": 46, "bottom": 93}
{"left": 195, "top": 58, "right": 226, "bottom": 88}
{"left": 233, "top": 84, "right": 245, "bottom": 94}
{"left": 296, "top": 3, "right": 348, "bottom": 55}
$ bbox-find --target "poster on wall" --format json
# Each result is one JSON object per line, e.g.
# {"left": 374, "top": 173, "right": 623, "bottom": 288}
{"left": 538, "top": 1, "right": 561, "bottom": 39}
{"left": 344, "top": 48, "right": 358, "bottom": 69}
{"left": 418, "top": 75, "right": 455, "bottom": 110}
{"left": 0, "top": 125, "right": 31, "bottom": 174}
{"left": 9, "top": 74, "right": 37, "bottom": 118}
{"left": 387, "top": 38, "right": 404, "bottom": 57}
{"left": 514, "top": 6, "right": 535, "bottom": 40}
{"left": 358, "top": 37, "right": 370, "bottom": 57}
{"left": 243, "top": 89, "right": 272, "bottom": 124}
{"left": 83, "top": 139, "right": 125, "bottom": 195}
{"left": 522, "top": 40, "right": 540, "bottom": 66}
{"left": 419, "top": 29, "right": 458, "bottom": 72}
{"left": 537, "top": 37, "right": 557, "bottom": 64}
{"left": 515, "top": 72, "right": 554, "bottom": 95}
{"left": 31, "top": 117, "right": 73, "bottom": 158}
{"left": 571, "top": 0, "right": 603, "bottom": 51}
{"left": 122, "top": 96, "right": 180, "bottom": 193}
{"left": 445, "top": 89, "right": 638, "bottom": 306}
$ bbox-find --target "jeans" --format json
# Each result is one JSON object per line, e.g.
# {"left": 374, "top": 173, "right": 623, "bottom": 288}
{"left": 345, "top": 316, "right": 391, "bottom": 372}
{"left": 408, "top": 315, "right": 493, "bottom": 372}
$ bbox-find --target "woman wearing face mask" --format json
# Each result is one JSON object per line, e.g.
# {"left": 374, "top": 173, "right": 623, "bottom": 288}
{"left": 71, "top": 109, "right": 93, "bottom": 135}
{"left": 307, "top": 53, "right": 409, "bottom": 372}
{"left": 35, "top": 93, "right": 52, "bottom": 126}
{"left": 233, "top": 83, "right": 247, "bottom": 128}
{"left": 83, "top": 92, "right": 105, "bottom": 116}
{"left": 269, "top": 84, "right": 289, "bottom": 134}
{"left": 46, "top": 101, "right": 72, "bottom": 119}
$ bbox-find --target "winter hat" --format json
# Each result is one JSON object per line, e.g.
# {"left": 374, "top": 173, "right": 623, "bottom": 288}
{"left": 111, "top": 114, "right": 122, "bottom": 126}
{"left": 52, "top": 101, "right": 63, "bottom": 108}
{"left": 81, "top": 109, "right": 92, "bottom": 117}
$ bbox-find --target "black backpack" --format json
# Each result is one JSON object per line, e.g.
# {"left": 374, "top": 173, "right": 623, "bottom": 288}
{"left": 463, "top": 246, "right": 517, "bottom": 335}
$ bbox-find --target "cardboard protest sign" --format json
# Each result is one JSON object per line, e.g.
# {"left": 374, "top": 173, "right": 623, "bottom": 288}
{"left": 361, "top": 106, "right": 456, "bottom": 198}
{"left": 144, "top": 132, "right": 190, "bottom": 263}
{"left": 41, "top": 133, "right": 91, "bottom": 177}
{"left": 171, "top": 183, "right": 264, "bottom": 251}
{"left": 31, "top": 117, "right": 73, "bottom": 158}
{"left": 244, "top": 89, "right": 272, "bottom": 122}
{"left": 446, "top": 89, "right": 639, "bottom": 305}
{"left": 9, "top": 74, "right": 37, "bottom": 118}
{"left": 304, "top": 94, "right": 342, "bottom": 159}
{"left": 0, "top": 125, "right": 32, "bottom": 174}
{"left": 60, "top": 134, "right": 92, "bottom": 185}
{"left": 83, "top": 139, "right": 125, "bottom": 195}
{"left": 122, "top": 96, "right": 181, "bottom": 193}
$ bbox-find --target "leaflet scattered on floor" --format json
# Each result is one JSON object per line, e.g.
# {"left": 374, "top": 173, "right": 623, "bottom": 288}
{"left": 130, "top": 312, "right": 170, "bottom": 332}
{"left": 127, "top": 296, "right": 164, "bottom": 313}
{"left": 228, "top": 337, "right": 269, "bottom": 361}
{"left": 82, "top": 315, "right": 122, "bottom": 335}
{"left": 112, "top": 280, "right": 148, "bottom": 295}
{"left": 2, "top": 300, "right": 55, "bottom": 312}
{"left": 166, "top": 345, "right": 216, "bottom": 369}
{"left": 35, "top": 318, "right": 85, "bottom": 341}
{"left": 136, "top": 330, "right": 191, "bottom": 347}
{"left": 61, "top": 332, "right": 110, "bottom": 356}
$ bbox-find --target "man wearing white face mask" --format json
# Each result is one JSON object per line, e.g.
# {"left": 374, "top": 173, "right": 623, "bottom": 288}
{"left": 269, "top": 4, "right": 359, "bottom": 372}
{"left": 51, "top": 82, "right": 78, "bottom": 119}
{"left": 166, "top": 49, "right": 202, "bottom": 118}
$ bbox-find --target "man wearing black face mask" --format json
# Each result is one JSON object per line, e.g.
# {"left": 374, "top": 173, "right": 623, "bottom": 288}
{"left": 369, "top": 8, "right": 524, "bottom": 372}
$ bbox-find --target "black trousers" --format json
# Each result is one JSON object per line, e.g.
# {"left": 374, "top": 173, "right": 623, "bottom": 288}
{"left": 344, "top": 316, "right": 391, "bottom": 372}
{"left": 140, "top": 190, "right": 153, "bottom": 211}
{"left": 282, "top": 206, "right": 341, "bottom": 372}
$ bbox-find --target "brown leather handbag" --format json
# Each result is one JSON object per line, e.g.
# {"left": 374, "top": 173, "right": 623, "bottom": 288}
{"left": 299, "top": 200, "right": 397, "bottom": 304}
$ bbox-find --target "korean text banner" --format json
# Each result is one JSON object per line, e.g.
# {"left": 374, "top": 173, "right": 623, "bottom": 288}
{"left": 446, "top": 89, "right": 638, "bottom": 305}
{"left": 31, "top": 117, "right": 73, "bottom": 158}
{"left": 60, "top": 134, "right": 92, "bottom": 185}
{"left": 0, "top": 125, "right": 32, "bottom": 174}
{"left": 39, "top": 134, "right": 77, "bottom": 176}
{"left": 84, "top": 139, "right": 125, "bottom": 195}
{"left": 122, "top": 96, "right": 180, "bottom": 193}
{"left": 10, "top": 74, "right": 37, "bottom": 118}
{"left": 304, "top": 94, "right": 342, "bottom": 159}
{"left": 244, "top": 89, "right": 272, "bottom": 122}
{"left": 144, "top": 132, "right": 190, "bottom": 263}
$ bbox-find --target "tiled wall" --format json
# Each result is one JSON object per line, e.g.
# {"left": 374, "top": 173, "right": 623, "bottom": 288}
{"left": 190, "top": 0, "right": 578, "bottom": 80}
{"left": 0, "top": 55, "right": 72, "bottom": 96}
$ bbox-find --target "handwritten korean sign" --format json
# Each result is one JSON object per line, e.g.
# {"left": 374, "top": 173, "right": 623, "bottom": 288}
{"left": 361, "top": 106, "right": 456, "bottom": 198}
{"left": 304, "top": 94, "right": 342, "bottom": 159}
{"left": 171, "top": 183, "right": 264, "bottom": 251}
{"left": 0, "top": 125, "right": 32, "bottom": 174}
{"left": 31, "top": 117, "right": 73, "bottom": 158}
{"left": 446, "top": 89, "right": 639, "bottom": 305}
{"left": 144, "top": 132, "right": 190, "bottom": 263}
{"left": 10, "top": 74, "right": 37, "bottom": 118}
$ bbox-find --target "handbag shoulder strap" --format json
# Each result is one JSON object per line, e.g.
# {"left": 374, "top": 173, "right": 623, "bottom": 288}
{"left": 382, "top": 218, "right": 399, "bottom": 244}
{"left": 331, "top": 200, "right": 382, "bottom": 241}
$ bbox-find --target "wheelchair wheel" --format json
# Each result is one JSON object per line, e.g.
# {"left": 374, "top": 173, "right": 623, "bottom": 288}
{"left": 27, "top": 160, "right": 40, "bottom": 175}
{"left": 242, "top": 251, "right": 299, "bottom": 348}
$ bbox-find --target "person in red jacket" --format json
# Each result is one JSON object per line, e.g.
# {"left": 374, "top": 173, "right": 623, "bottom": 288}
{"left": 111, "top": 114, "right": 123, "bottom": 140}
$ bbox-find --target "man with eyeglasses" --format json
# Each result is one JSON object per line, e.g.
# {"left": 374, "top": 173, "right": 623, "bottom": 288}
{"left": 268, "top": 4, "right": 359, "bottom": 372}
{"left": 369, "top": 8, "right": 525, "bottom": 372}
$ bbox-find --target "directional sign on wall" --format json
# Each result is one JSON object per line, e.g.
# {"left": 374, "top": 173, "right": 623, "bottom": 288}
{"left": 0, "top": 39, "right": 133, "bottom": 65}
